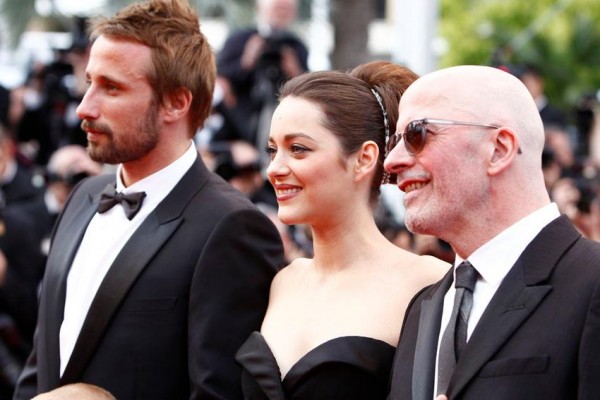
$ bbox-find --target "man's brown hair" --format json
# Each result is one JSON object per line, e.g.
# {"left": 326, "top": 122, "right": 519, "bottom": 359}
{"left": 89, "top": 0, "right": 215, "bottom": 136}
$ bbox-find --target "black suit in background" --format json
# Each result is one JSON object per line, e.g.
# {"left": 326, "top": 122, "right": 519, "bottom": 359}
{"left": 13, "top": 158, "right": 284, "bottom": 400}
{"left": 7, "top": 197, "right": 57, "bottom": 261}
{"left": 216, "top": 28, "right": 308, "bottom": 146}
{"left": 539, "top": 102, "right": 568, "bottom": 129}
{"left": 0, "top": 207, "right": 45, "bottom": 345}
{"left": 388, "top": 215, "right": 600, "bottom": 400}
{"left": 0, "top": 165, "right": 44, "bottom": 207}
{"left": 0, "top": 85, "right": 8, "bottom": 128}
{"left": 0, "top": 206, "right": 46, "bottom": 399}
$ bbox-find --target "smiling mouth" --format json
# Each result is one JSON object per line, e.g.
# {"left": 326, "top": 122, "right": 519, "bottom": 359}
{"left": 276, "top": 187, "right": 301, "bottom": 197}
{"left": 402, "top": 182, "right": 427, "bottom": 193}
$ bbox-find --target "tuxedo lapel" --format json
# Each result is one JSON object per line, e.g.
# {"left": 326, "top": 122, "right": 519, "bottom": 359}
{"left": 447, "top": 216, "right": 581, "bottom": 397}
{"left": 39, "top": 179, "right": 110, "bottom": 386}
{"left": 60, "top": 212, "right": 183, "bottom": 384}
{"left": 412, "top": 269, "right": 453, "bottom": 400}
{"left": 446, "top": 264, "right": 551, "bottom": 396}
{"left": 60, "top": 160, "right": 209, "bottom": 384}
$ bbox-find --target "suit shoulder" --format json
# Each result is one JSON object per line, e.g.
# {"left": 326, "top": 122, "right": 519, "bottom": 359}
{"left": 196, "top": 173, "right": 258, "bottom": 211}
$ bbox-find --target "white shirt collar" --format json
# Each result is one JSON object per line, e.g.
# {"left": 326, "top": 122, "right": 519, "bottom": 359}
{"left": 454, "top": 203, "right": 560, "bottom": 287}
{"left": 115, "top": 142, "right": 197, "bottom": 198}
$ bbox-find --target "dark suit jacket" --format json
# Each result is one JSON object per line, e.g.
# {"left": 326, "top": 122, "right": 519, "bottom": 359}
{"left": 217, "top": 28, "right": 309, "bottom": 99}
{"left": 216, "top": 28, "right": 308, "bottom": 145}
{"left": 1, "top": 164, "right": 44, "bottom": 207}
{"left": 388, "top": 215, "right": 600, "bottom": 400}
{"left": 8, "top": 196, "right": 57, "bottom": 260}
{"left": 0, "top": 207, "right": 46, "bottom": 345}
{"left": 13, "top": 158, "right": 284, "bottom": 400}
{"left": 539, "top": 103, "right": 568, "bottom": 129}
{"left": 0, "top": 84, "right": 8, "bottom": 127}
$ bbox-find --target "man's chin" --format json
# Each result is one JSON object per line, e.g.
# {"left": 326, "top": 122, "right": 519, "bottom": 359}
{"left": 405, "top": 215, "right": 432, "bottom": 236}
{"left": 87, "top": 146, "right": 117, "bottom": 165}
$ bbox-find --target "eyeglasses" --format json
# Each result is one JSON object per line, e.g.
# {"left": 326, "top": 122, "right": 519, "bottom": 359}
{"left": 385, "top": 118, "right": 501, "bottom": 156}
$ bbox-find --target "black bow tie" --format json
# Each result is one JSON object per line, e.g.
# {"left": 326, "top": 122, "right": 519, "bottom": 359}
{"left": 97, "top": 184, "right": 146, "bottom": 220}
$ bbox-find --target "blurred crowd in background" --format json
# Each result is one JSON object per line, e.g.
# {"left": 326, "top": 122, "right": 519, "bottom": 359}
{"left": 0, "top": 0, "right": 598, "bottom": 397}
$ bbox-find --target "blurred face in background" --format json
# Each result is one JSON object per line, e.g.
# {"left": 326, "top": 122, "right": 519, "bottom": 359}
{"left": 520, "top": 71, "right": 544, "bottom": 100}
{"left": 258, "top": 0, "right": 298, "bottom": 31}
{"left": 47, "top": 145, "right": 102, "bottom": 208}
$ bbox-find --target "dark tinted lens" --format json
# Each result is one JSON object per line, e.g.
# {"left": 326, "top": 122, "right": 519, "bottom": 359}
{"left": 405, "top": 121, "right": 425, "bottom": 154}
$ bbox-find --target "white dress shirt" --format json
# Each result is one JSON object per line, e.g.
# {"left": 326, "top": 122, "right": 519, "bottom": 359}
{"left": 59, "top": 142, "right": 197, "bottom": 375}
{"left": 433, "top": 203, "right": 560, "bottom": 397}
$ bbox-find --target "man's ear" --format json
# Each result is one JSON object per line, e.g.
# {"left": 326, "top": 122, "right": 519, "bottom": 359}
{"left": 162, "top": 88, "right": 192, "bottom": 122}
{"left": 353, "top": 140, "right": 379, "bottom": 181}
{"left": 488, "top": 127, "right": 520, "bottom": 176}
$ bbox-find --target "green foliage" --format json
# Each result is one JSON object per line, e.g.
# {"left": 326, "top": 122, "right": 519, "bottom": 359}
{"left": 440, "top": 0, "right": 600, "bottom": 112}
{"left": 0, "top": 0, "right": 36, "bottom": 47}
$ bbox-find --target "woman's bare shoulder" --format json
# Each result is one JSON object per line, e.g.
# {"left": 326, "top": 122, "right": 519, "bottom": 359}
{"left": 411, "top": 254, "right": 451, "bottom": 283}
{"left": 386, "top": 247, "right": 450, "bottom": 285}
{"left": 269, "top": 257, "right": 312, "bottom": 294}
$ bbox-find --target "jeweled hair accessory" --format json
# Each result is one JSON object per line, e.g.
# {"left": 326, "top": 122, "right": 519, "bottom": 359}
{"left": 370, "top": 88, "right": 390, "bottom": 141}
{"left": 371, "top": 88, "right": 392, "bottom": 185}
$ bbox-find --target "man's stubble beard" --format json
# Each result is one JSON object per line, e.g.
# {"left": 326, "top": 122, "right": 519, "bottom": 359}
{"left": 85, "top": 101, "right": 160, "bottom": 165}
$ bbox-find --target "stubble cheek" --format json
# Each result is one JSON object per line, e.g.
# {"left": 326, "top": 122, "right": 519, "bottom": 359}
{"left": 402, "top": 191, "right": 446, "bottom": 237}
{"left": 404, "top": 208, "right": 431, "bottom": 236}
{"left": 403, "top": 196, "right": 429, "bottom": 235}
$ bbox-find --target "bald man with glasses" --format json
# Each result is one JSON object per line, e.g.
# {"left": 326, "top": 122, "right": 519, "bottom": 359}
{"left": 384, "top": 65, "right": 600, "bottom": 400}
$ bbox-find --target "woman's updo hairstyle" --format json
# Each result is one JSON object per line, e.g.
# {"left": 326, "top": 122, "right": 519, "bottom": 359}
{"left": 279, "top": 60, "right": 418, "bottom": 205}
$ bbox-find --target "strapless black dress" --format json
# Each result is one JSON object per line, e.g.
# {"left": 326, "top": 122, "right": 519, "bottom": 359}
{"left": 235, "top": 331, "right": 395, "bottom": 399}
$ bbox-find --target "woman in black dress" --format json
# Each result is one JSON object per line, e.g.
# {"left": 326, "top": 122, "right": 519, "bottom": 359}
{"left": 236, "top": 60, "right": 449, "bottom": 399}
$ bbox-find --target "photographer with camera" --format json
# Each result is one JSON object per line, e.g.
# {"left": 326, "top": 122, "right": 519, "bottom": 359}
{"left": 215, "top": 0, "right": 308, "bottom": 155}
{"left": 12, "top": 145, "right": 102, "bottom": 260}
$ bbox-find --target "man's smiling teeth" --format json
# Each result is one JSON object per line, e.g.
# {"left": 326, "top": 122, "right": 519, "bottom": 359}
{"left": 277, "top": 188, "right": 301, "bottom": 196}
{"left": 404, "top": 182, "right": 426, "bottom": 193}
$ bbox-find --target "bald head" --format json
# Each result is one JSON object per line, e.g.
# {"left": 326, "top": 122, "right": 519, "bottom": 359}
{"left": 401, "top": 65, "right": 545, "bottom": 160}
{"left": 385, "top": 65, "right": 551, "bottom": 254}
{"left": 31, "top": 383, "right": 116, "bottom": 400}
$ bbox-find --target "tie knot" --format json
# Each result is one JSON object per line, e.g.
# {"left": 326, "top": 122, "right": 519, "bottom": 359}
{"left": 455, "top": 261, "right": 478, "bottom": 291}
{"left": 113, "top": 192, "right": 126, "bottom": 202}
{"left": 97, "top": 184, "right": 146, "bottom": 220}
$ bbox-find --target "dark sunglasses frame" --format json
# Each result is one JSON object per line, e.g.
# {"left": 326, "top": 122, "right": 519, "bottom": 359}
{"left": 385, "top": 118, "right": 501, "bottom": 156}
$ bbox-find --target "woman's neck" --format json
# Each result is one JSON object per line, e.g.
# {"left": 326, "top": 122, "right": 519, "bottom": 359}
{"left": 309, "top": 211, "right": 390, "bottom": 274}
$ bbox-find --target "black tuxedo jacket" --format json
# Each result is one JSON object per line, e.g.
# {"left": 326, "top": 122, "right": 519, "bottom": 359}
{"left": 388, "top": 216, "right": 600, "bottom": 400}
{"left": 13, "top": 158, "right": 284, "bottom": 400}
